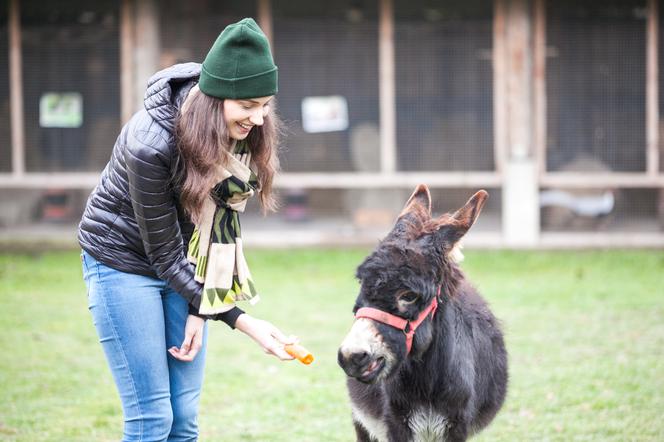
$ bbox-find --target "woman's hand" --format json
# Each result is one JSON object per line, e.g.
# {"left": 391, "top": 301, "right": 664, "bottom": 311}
{"left": 168, "top": 314, "right": 206, "bottom": 362}
{"left": 234, "top": 314, "right": 297, "bottom": 361}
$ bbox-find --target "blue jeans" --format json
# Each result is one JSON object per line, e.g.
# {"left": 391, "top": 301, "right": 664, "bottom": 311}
{"left": 81, "top": 251, "right": 208, "bottom": 442}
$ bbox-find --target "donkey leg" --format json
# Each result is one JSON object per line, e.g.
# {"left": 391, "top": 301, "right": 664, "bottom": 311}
{"left": 385, "top": 419, "right": 412, "bottom": 442}
{"left": 353, "top": 420, "right": 376, "bottom": 442}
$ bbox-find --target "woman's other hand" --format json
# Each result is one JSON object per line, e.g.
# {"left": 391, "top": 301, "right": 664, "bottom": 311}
{"left": 168, "top": 314, "right": 206, "bottom": 362}
{"left": 235, "top": 314, "right": 297, "bottom": 360}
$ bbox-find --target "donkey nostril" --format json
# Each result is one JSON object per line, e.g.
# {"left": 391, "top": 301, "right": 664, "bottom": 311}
{"left": 350, "top": 351, "right": 370, "bottom": 368}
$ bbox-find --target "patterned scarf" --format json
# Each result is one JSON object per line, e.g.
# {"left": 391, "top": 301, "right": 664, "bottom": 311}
{"left": 187, "top": 140, "right": 260, "bottom": 314}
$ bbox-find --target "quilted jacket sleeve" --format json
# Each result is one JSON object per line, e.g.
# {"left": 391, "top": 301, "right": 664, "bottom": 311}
{"left": 124, "top": 123, "right": 244, "bottom": 327}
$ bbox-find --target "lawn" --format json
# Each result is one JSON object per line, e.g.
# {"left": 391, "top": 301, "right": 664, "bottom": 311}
{"left": 0, "top": 249, "right": 663, "bottom": 441}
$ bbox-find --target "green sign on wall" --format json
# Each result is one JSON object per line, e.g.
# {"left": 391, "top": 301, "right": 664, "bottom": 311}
{"left": 39, "top": 92, "right": 83, "bottom": 128}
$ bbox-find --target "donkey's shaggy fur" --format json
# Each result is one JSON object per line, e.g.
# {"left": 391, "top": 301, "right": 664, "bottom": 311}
{"left": 338, "top": 186, "right": 508, "bottom": 442}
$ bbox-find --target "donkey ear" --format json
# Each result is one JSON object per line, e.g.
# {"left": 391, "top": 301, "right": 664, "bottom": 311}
{"left": 450, "top": 189, "right": 488, "bottom": 230}
{"left": 388, "top": 184, "right": 432, "bottom": 238}
{"left": 434, "top": 190, "right": 488, "bottom": 246}
{"left": 398, "top": 184, "right": 432, "bottom": 220}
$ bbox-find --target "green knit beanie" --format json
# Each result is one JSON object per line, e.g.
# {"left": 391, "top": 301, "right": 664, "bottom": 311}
{"left": 199, "top": 18, "right": 278, "bottom": 99}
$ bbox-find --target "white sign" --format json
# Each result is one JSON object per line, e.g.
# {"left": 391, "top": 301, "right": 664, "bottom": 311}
{"left": 301, "top": 95, "right": 349, "bottom": 133}
{"left": 39, "top": 92, "right": 83, "bottom": 128}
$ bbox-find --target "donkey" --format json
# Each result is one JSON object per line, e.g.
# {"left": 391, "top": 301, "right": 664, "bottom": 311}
{"left": 337, "top": 185, "right": 507, "bottom": 442}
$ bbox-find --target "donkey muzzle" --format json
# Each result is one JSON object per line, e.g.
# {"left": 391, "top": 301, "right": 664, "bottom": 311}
{"left": 337, "top": 349, "right": 386, "bottom": 383}
{"left": 338, "top": 318, "right": 390, "bottom": 383}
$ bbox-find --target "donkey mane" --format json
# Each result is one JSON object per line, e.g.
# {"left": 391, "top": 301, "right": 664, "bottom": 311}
{"left": 399, "top": 199, "right": 469, "bottom": 240}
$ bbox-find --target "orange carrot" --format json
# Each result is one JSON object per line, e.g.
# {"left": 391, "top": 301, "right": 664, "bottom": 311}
{"left": 284, "top": 344, "right": 314, "bottom": 365}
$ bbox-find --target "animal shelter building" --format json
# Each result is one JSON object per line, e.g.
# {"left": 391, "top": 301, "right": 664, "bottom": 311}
{"left": 0, "top": 0, "right": 663, "bottom": 248}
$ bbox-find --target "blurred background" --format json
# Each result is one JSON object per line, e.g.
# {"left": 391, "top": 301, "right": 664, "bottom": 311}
{"left": 1, "top": 3, "right": 663, "bottom": 441}
{"left": 1, "top": 0, "right": 664, "bottom": 249}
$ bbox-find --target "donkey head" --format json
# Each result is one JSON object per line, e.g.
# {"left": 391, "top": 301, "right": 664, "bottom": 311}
{"left": 337, "top": 185, "right": 488, "bottom": 383}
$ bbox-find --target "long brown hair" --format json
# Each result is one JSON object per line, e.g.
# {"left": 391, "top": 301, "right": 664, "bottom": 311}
{"left": 175, "top": 87, "right": 281, "bottom": 223}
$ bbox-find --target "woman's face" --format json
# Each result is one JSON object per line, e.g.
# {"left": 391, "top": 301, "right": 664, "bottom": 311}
{"left": 223, "top": 96, "right": 273, "bottom": 140}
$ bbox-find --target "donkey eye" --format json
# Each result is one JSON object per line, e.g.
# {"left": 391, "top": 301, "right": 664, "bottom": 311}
{"left": 398, "top": 291, "right": 419, "bottom": 304}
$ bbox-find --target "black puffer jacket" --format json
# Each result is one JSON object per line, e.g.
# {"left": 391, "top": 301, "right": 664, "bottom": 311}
{"left": 78, "top": 63, "right": 242, "bottom": 326}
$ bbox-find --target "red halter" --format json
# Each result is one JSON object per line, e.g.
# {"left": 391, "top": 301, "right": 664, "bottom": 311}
{"left": 354, "top": 286, "right": 441, "bottom": 355}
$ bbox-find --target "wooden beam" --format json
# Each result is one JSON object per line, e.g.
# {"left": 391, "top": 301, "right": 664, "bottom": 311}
{"left": 4, "top": 171, "right": 663, "bottom": 190}
{"left": 533, "top": 0, "right": 547, "bottom": 173}
{"left": 379, "top": 0, "right": 397, "bottom": 173}
{"left": 541, "top": 172, "right": 664, "bottom": 188}
{"left": 275, "top": 172, "right": 502, "bottom": 189}
{"left": 120, "top": 0, "right": 134, "bottom": 124}
{"left": 646, "top": 0, "right": 659, "bottom": 176}
{"left": 8, "top": 0, "right": 24, "bottom": 175}
{"left": 493, "top": 0, "right": 507, "bottom": 173}
{"left": 0, "top": 171, "right": 502, "bottom": 189}
{"left": 0, "top": 173, "right": 102, "bottom": 188}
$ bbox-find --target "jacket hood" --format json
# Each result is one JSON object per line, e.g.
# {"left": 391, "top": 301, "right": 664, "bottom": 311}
{"left": 144, "top": 62, "right": 201, "bottom": 132}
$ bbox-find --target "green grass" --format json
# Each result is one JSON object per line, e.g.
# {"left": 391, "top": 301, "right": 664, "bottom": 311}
{"left": 0, "top": 249, "right": 663, "bottom": 441}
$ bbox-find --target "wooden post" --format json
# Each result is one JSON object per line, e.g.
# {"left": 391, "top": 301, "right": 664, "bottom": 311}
{"left": 120, "top": 0, "right": 134, "bottom": 124}
{"left": 379, "top": 0, "right": 397, "bottom": 173}
{"left": 8, "top": 0, "right": 24, "bottom": 175}
{"left": 533, "top": 0, "right": 547, "bottom": 174}
{"left": 133, "top": 0, "right": 160, "bottom": 113}
{"left": 646, "top": 0, "right": 659, "bottom": 176}
{"left": 493, "top": 0, "right": 507, "bottom": 173}
{"left": 505, "top": 0, "right": 532, "bottom": 161}
{"left": 501, "top": 0, "right": 539, "bottom": 246}
{"left": 257, "top": 0, "right": 273, "bottom": 48}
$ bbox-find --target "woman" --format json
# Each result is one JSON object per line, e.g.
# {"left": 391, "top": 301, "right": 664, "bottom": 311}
{"left": 79, "top": 18, "right": 294, "bottom": 441}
